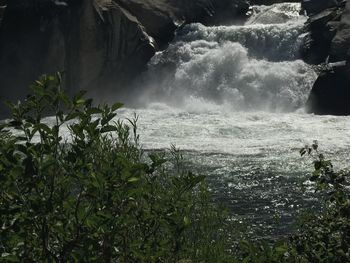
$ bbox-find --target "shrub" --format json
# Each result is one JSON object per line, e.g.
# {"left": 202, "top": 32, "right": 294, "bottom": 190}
{"left": 289, "top": 142, "right": 350, "bottom": 263}
{"left": 2, "top": 73, "right": 350, "bottom": 263}
{"left": 0, "top": 73, "right": 231, "bottom": 263}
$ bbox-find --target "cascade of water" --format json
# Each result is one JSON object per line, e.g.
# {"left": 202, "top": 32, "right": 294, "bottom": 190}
{"left": 140, "top": 2, "right": 317, "bottom": 112}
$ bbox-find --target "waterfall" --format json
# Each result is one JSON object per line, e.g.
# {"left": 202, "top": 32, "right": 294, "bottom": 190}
{"left": 140, "top": 2, "right": 317, "bottom": 112}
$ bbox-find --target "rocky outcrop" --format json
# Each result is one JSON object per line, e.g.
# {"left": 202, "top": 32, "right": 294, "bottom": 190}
{"left": 249, "top": 0, "right": 299, "bottom": 5}
{"left": 306, "top": 61, "right": 350, "bottom": 115}
{"left": 301, "top": 0, "right": 342, "bottom": 15}
{"left": 305, "top": 0, "right": 350, "bottom": 115}
{"left": 0, "top": 1, "right": 5, "bottom": 26}
{"left": 330, "top": 0, "right": 350, "bottom": 60}
{"left": 301, "top": 2, "right": 345, "bottom": 64}
{"left": 0, "top": 0, "right": 249, "bottom": 117}
{"left": 0, "top": 0, "right": 157, "bottom": 116}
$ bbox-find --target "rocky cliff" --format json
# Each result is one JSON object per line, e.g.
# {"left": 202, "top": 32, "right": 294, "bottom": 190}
{"left": 0, "top": 0, "right": 249, "bottom": 117}
{"left": 303, "top": 0, "right": 350, "bottom": 115}
{"left": 0, "top": 1, "right": 5, "bottom": 26}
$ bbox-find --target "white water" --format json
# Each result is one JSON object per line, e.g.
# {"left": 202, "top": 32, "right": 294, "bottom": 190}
{"left": 60, "top": 3, "right": 350, "bottom": 239}
{"left": 120, "top": 3, "right": 350, "bottom": 239}
{"left": 119, "top": 2, "right": 350, "bottom": 239}
{"left": 137, "top": 2, "right": 317, "bottom": 113}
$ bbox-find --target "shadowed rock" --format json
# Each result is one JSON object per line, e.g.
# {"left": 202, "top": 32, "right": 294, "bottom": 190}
{"left": 330, "top": 0, "right": 350, "bottom": 60}
{"left": 0, "top": 0, "right": 249, "bottom": 117}
{"left": 0, "top": 0, "right": 156, "bottom": 117}
{"left": 304, "top": 1, "right": 350, "bottom": 115}
{"left": 306, "top": 61, "right": 350, "bottom": 115}
{"left": 301, "top": 6, "right": 343, "bottom": 64}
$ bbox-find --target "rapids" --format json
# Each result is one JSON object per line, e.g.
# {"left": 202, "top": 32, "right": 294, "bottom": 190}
{"left": 119, "top": 2, "right": 350, "bottom": 239}
{"left": 52, "top": 3, "right": 349, "bottom": 239}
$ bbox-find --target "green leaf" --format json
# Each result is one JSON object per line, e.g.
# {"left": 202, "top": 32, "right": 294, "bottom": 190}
{"left": 100, "top": 125, "right": 117, "bottom": 133}
{"left": 184, "top": 216, "right": 191, "bottom": 226}
{"left": 87, "top": 107, "right": 103, "bottom": 115}
{"left": 75, "top": 99, "right": 85, "bottom": 105}
{"left": 1, "top": 253, "right": 19, "bottom": 262}
{"left": 128, "top": 177, "right": 140, "bottom": 183}
{"left": 112, "top": 102, "right": 123, "bottom": 112}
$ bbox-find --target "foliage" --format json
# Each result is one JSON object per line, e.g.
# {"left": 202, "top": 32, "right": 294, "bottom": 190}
{"left": 0, "top": 73, "right": 231, "bottom": 263}
{"left": 1, "top": 73, "right": 350, "bottom": 263}
{"left": 290, "top": 142, "right": 350, "bottom": 263}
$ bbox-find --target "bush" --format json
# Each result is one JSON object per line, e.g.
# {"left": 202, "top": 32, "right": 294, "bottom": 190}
{"left": 290, "top": 143, "right": 350, "bottom": 263}
{"left": 0, "top": 73, "right": 231, "bottom": 263}
{"left": 1, "top": 73, "right": 350, "bottom": 263}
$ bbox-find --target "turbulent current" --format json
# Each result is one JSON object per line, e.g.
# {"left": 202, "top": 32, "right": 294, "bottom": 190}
{"left": 136, "top": 2, "right": 317, "bottom": 113}
{"left": 69, "top": 3, "right": 350, "bottom": 239}
{"left": 118, "top": 2, "right": 350, "bottom": 239}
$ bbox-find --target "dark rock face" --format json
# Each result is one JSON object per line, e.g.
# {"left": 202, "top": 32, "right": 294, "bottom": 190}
{"left": 249, "top": 0, "right": 299, "bottom": 5}
{"left": 301, "top": 0, "right": 341, "bottom": 15}
{"left": 0, "top": 1, "right": 5, "bottom": 26}
{"left": 301, "top": 6, "right": 343, "bottom": 64}
{"left": 306, "top": 62, "right": 350, "bottom": 115}
{"left": 0, "top": 0, "right": 249, "bottom": 117}
{"left": 0, "top": 0, "right": 156, "bottom": 116}
{"left": 305, "top": 0, "right": 350, "bottom": 114}
{"left": 330, "top": 0, "right": 350, "bottom": 60}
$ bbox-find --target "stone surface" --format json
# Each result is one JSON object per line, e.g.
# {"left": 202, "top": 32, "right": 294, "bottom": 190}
{"left": 0, "top": 0, "right": 5, "bottom": 26}
{"left": 302, "top": 0, "right": 342, "bottom": 15}
{"left": 0, "top": 0, "right": 249, "bottom": 117}
{"left": 250, "top": 0, "right": 299, "bottom": 5}
{"left": 306, "top": 61, "right": 350, "bottom": 115}
{"left": 0, "top": 0, "right": 155, "bottom": 116}
{"left": 301, "top": 7, "right": 343, "bottom": 64}
{"left": 305, "top": 0, "right": 350, "bottom": 114}
{"left": 330, "top": 0, "right": 350, "bottom": 60}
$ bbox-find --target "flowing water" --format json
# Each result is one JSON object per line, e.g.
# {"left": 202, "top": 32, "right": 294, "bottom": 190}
{"left": 117, "top": 3, "right": 350, "bottom": 240}
{"left": 54, "top": 3, "right": 350, "bottom": 240}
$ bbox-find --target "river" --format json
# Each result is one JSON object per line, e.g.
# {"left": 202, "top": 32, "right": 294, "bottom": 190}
{"left": 114, "top": 2, "right": 350, "bottom": 240}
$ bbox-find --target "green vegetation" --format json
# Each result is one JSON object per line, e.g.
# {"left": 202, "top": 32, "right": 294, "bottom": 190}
{"left": 0, "top": 73, "right": 230, "bottom": 262}
{"left": 1, "top": 73, "right": 350, "bottom": 262}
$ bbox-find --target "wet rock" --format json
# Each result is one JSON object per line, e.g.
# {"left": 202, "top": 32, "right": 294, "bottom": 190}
{"left": 330, "top": 0, "right": 350, "bottom": 61}
{"left": 249, "top": 0, "right": 299, "bottom": 5}
{"left": 305, "top": 0, "right": 350, "bottom": 115}
{"left": 301, "top": 0, "right": 342, "bottom": 15}
{"left": 116, "top": 0, "right": 249, "bottom": 48}
{"left": 306, "top": 61, "right": 350, "bottom": 115}
{"left": 0, "top": 0, "right": 155, "bottom": 116}
{"left": 301, "top": 7, "right": 343, "bottom": 64}
{"left": 0, "top": 0, "right": 249, "bottom": 117}
{"left": 0, "top": 0, "right": 5, "bottom": 26}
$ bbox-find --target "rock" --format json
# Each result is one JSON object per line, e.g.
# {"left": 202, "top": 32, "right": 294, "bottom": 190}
{"left": 116, "top": 0, "right": 249, "bottom": 48}
{"left": 0, "top": 0, "right": 156, "bottom": 116}
{"left": 301, "top": 7, "right": 343, "bottom": 64}
{"left": 301, "top": 0, "right": 343, "bottom": 15}
{"left": 330, "top": 0, "right": 350, "bottom": 61}
{"left": 249, "top": 0, "right": 299, "bottom": 5}
{"left": 198, "top": 0, "right": 250, "bottom": 25}
{"left": 0, "top": 0, "right": 5, "bottom": 26}
{"left": 0, "top": 0, "right": 249, "bottom": 117}
{"left": 306, "top": 61, "right": 350, "bottom": 115}
{"left": 304, "top": 0, "right": 350, "bottom": 115}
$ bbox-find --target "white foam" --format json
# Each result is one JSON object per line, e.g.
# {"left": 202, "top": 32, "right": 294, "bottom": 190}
{"left": 140, "top": 2, "right": 317, "bottom": 112}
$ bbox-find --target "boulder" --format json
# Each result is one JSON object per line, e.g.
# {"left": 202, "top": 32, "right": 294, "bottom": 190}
{"left": 301, "top": 7, "right": 343, "bottom": 64}
{"left": 306, "top": 61, "right": 350, "bottom": 115}
{"left": 305, "top": 0, "right": 350, "bottom": 115}
{"left": 0, "top": 0, "right": 5, "bottom": 26}
{"left": 330, "top": 0, "right": 350, "bottom": 61}
{"left": 249, "top": 0, "right": 299, "bottom": 5}
{"left": 115, "top": 0, "right": 249, "bottom": 48}
{"left": 301, "top": 0, "right": 343, "bottom": 15}
{"left": 0, "top": 0, "right": 249, "bottom": 117}
{"left": 0, "top": 0, "right": 156, "bottom": 116}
